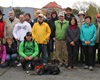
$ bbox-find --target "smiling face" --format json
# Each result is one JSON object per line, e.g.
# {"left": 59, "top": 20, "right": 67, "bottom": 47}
{"left": 71, "top": 19, "right": 75, "bottom": 25}
{"left": 85, "top": 18, "right": 91, "bottom": 24}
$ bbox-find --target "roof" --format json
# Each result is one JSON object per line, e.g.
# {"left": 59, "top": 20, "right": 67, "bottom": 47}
{"left": 42, "top": 2, "right": 59, "bottom": 8}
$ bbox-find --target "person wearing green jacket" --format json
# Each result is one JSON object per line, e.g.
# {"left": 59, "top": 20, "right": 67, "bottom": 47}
{"left": 19, "top": 32, "right": 39, "bottom": 70}
{"left": 55, "top": 12, "right": 69, "bottom": 67}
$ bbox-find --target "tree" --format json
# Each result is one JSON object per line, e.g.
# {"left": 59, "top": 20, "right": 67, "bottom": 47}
{"left": 85, "top": 2, "right": 98, "bottom": 23}
{"left": 13, "top": 7, "right": 25, "bottom": 18}
{"left": 72, "top": 9, "right": 79, "bottom": 15}
{"left": 72, "top": 1, "right": 89, "bottom": 13}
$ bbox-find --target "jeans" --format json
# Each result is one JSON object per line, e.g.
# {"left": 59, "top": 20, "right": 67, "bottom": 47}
{"left": 6, "top": 54, "right": 17, "bottom": 64}
{"left": 38, "top": 44, "right": 47, "bottom": 63}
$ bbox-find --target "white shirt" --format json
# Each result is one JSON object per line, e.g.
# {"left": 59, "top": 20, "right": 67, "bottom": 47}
{"left": 13, "top": 21, "right": 31, "bottom": 41}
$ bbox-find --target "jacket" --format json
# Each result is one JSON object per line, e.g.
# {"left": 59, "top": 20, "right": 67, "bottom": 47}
{"left": 0, "top": 21, "right": 5, "bottom": 38}
{"left": 13, "top": 21, "right": 31, "bottom": 41}
{"left": 0, "top": 46, "right": 6, "bottom": 62}
{"left": 47, "top": 17, "right": 58, "bottom": 38}
{"left": 66, "top": 25, "right": 80, "bottom": 44}
{"left": 55, "top": 19, "right": 69, "bottom": 40}
{"left": 32, "top": 22, "right": 51, "bottom": 44}
{"left": 19, "top": 40, "right": 39, "bottom": 58}
{"left": 80, "top": 23, "right": 96, "bottom": 46}
{"left": 65, "top": 14, "right": 74, "bottom": 21}
{"left": 4, "top": 17, "right": 19, "bottom": 38}
{"left": 5, "top": 43, "right": 17, "bottom": 55}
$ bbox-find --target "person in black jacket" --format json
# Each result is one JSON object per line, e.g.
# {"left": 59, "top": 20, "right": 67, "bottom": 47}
{"left": 66, "top": 17, "right": 80, "bottom": 69}
{"left": 47, "top": 11, "right": 58, "bottom": 61}
{"left": 5, "top": 36, "right": 18, "bottom": 67}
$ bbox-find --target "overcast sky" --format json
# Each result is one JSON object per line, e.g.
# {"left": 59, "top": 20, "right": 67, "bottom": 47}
{"left": 0, "top": 0, "right": 100, "bottom": 8}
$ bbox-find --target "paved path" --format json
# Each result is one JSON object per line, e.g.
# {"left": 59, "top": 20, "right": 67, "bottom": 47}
{"left": 0, "top": 66, "right": 100, "bottom": 80}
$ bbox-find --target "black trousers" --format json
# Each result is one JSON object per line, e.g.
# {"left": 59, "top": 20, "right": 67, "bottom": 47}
{"left": 94, "top": 43, "right": 100, "bottom": 64}
{"left": 67, "top": 44, "right": 79, "bottom": 67}
{"left": 83, "top": 46, "right": 94, "bottom": 66}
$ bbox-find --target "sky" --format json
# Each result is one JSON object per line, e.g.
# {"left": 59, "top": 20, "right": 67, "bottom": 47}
{"left": 0, "top": 0, "right": 100, "bottom": 8}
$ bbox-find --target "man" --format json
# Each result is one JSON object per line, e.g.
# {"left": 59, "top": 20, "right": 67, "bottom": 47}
{"left": 33, "top": 10, "right": 43, "bottom": 23}
{"left": 19, "top": 32, "right": 39, "bottom": 70}
{"left": 95, "top": 13, "right": 100, "bottom": 65}
{"left": 65, "top": 7, "right": 74, "bottom": 21}
{"left": 55, "top": 12, "right": 69, "bottom": 67}
{"left": 25, "top": 13, "right": 34, "bottom": 27}
{"left": 0, "top": 10, "right": 5, "bottom": 38}
{"left": 32, "top": 13, "right": 51, "bottom": 64}
{"left": 4, "top": 10, "right": 19, "bottom": 38}
{"left": 13, "top": 14, "right": 31, "bottom": 44}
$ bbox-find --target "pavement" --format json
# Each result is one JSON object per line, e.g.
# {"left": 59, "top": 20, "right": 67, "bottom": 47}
{"left": 0, "top": 65, "right": 100, "bottom": 80}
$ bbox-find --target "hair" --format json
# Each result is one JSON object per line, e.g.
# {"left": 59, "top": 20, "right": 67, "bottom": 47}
{"left": 0, "top": 38, "right": 4, "bottom": 53}
{"left": 25, "top": 13, "right": 31, "bottom": 18}
{"left": 69, "top": 17, "right": 78, "bottom": 25}
{"left": 85, "top": 16, "right": 92, "bottom": 21}
{"left": 9, "top": 10, "right": 15, "bottom": 15}
{"left": 65, "top": 7, "right": 72, "bottom": 11}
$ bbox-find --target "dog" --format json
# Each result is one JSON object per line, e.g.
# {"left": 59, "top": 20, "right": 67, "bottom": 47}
{"left": 37, "top": 64, "right": 60, "bottom": 75}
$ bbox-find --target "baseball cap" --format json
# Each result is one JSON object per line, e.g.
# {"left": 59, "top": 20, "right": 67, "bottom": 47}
{"left": 26, "top": 32, "right": 32, "bottom": 36}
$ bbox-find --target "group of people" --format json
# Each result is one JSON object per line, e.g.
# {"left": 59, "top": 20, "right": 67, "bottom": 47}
{"left": 0, "top": 7, "right": 100, "bottom": 71}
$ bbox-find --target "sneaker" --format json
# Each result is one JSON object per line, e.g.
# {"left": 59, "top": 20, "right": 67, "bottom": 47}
{"left": 84, "top": 65, "right": 88, "bottom": 69}
{"left": 17, "top": 63, "right": 22, "bottom": 67}
{"left": 58, "top": 63, "right": 64, "bottom": 67}
{"left": 68, "top": 66, "right": 72, "bottom": 70}
{"left": 73, "top": 66, "right": 77, "bottom": 69}
{"left": 89, "top": 66, "right": 93, "bottom": 71}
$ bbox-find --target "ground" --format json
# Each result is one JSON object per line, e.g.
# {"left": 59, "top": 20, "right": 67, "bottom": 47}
{"left": 0, "top": 65, "right": 100, "bottom": 80}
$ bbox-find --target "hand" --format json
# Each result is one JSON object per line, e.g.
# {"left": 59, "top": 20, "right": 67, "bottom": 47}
{"left": 29, "top": 56, "right": 33, "bottom": 60}
{"left": 70, "top": 41, "right": 75, "bottom": 46}
{"left": 87, "top": 41, "right": 91, "bottom": 44}
{"left": 84, "top": 41, "right": 88, "bottom": 44}
{"left": 1, "top": 61, "right": 4, "bottom": 64}
{"left": 25, "top": 56, "right": 29, "bottom": 60}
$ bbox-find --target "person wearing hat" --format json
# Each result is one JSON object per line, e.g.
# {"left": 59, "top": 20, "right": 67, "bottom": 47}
{"left": 77, "top": 11, "right": 85, "bottom": 28}
{"left": 4, "top": 36, "right": 17, "bottom": 67}
{"left": 77, "top": 11, "right": 85, "bottom": 64}
{"left": 0, "top": 10, "right": 5, "bottom": 38}
{"left": 19, "top": 32, "right": 39, "bottom": 70}
{"left": 94, "top": 13, "right": 100, "bottom": 65}
{"left": 55, "top": 12, "right": 69, "bottom": 67}
{"left": 32, "top": 13, "right": 51, "bottom": 64}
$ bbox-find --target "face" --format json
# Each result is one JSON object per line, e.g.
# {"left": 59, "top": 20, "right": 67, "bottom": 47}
{"left": 97, "top": 18, "right": 100, "bottom": 22}
{"left": 66, "top": 10, "right": 71, "bottom": 15}
{"left": 52, "top": 14, "right": 57, "bottom": 18}
{"left": 46, "top": 14, "right": 51, "bottom": 19}
{"left": 26, "top": 36, "right": 32, "bottom": 41}
{"left": 25, "top": 15, "right": 30, "bottom": 21}
{"left": 19, "top": 15, "right": 25, "bottom": 23}
{"left": 59, "top": 16, "right": 64, "bottom": 21}
{"left": 0, "top": 14, "right": 3, "bottom": 19}
{"left": 36, "top": 12, "right": 41, "bottom": 17}
{"left": 7, "top": 39, "right": 12, "bottom": 45}
{"left": 38, "top": 16, "right": 44, "bottom": 22}
{"left": 9, "top": 11, "right": 15, "bottom": 19}
{"left": 79, "top": 15, "right": 84, "bottom": 19}
{"left": 71, "top": 19, "right": 75, "bottom": 25}
{"left": 85, "top": 18, "right": 91, "bottom": 24}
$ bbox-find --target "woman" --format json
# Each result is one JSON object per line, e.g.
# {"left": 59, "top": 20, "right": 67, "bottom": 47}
{"left": 0, "top": 38, "right": 6, "bottom": 67}
{"left": 66, "top": 17, "right": 80, "bottom": 69}
{"left": 5, "top": 36, "right": 17, "bottom": 67}
{"left": 80, "top": 16, "right": 96, "bottom": 71}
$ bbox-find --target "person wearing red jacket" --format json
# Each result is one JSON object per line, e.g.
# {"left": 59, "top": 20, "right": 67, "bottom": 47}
{"left": 0, "top": 10, "right": 5, "bottom": 38}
